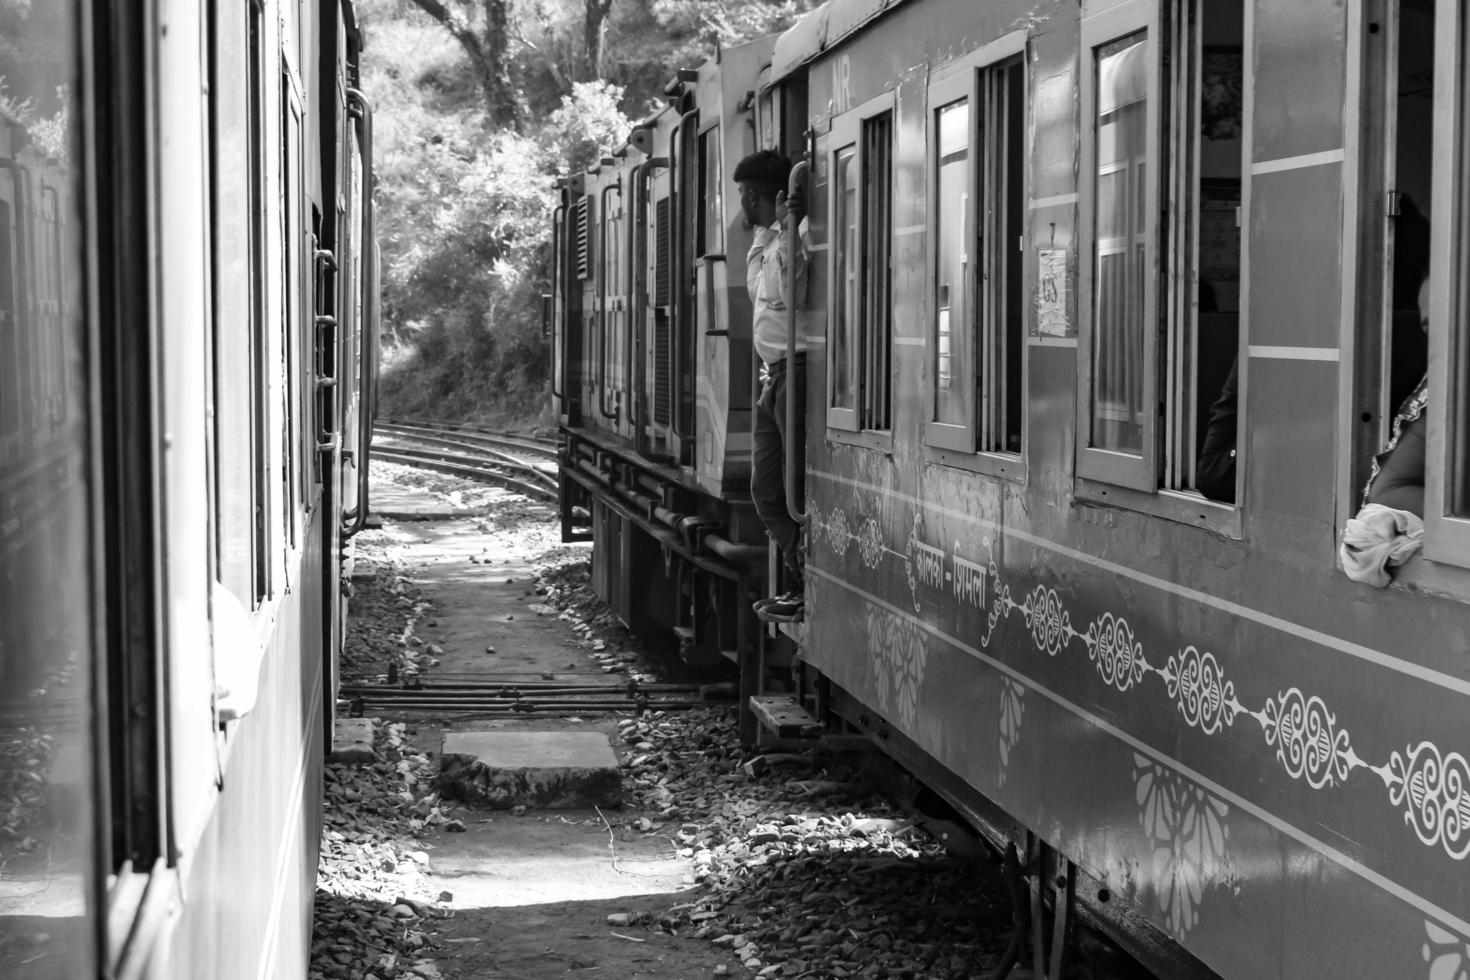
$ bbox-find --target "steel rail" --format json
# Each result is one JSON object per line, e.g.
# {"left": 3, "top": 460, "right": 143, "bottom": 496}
{"left": 374, "top": 423, "right": 558, "bottom": 464}
{"left": 340, "top": 681, "right": 701, "bottom": 696}
{"left": 375, "top": 417, "right": 557, "bottom": 458}
{"left": 347, "top": 697, "right": 707, "bottom": 713}
{"left": 374, "top": 428, "right": 558, "bottom": 483}
{"left": 371, "top": 448, "right": 557, "bottom": 503}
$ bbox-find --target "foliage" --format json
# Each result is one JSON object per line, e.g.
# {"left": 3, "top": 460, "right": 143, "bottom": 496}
{"left": 364, "top": 0, "right": 819, "bottom": 423}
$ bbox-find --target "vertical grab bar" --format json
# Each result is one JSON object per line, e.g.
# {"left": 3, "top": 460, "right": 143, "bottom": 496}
{"left": 343, "top": 88, "right": 376, "bottom": 538}
{"left": 669, "top": 108, "right": 698, "bottom": 442}
{"left": 628, "top": 161, "right": 646, "bottom": 453}
{"left": 783, "top": 160, "right": 809, "bottom": 524}
{"left": 313, "top": 242, "right": 340, "bottom": 454}
{"left": 598, "top": 181, "right": 621, "bottom": 421}
{"left": 550, "top": 200, "right": 566, "bottom": 400}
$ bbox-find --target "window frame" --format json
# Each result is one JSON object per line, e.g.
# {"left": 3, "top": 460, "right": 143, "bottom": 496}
{"left": 1077, "top": 1, "right": 1162, "bottom": 492}
{"left": 1424, "top": 0, "right": 1470, "bottom": 565}
{"left": 825, "top": 90, "right": 895, "bottom": 441}
{"left": 922, "top": 30, "right": 1029, "bottom": 473}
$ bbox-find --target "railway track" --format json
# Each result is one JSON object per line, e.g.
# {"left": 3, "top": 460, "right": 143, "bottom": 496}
{"left": 340, "top": 677, "right": 725, "bottom": 715}
{"left": 377, "top": 417, "right": 558, "bottom": 463}
{"left": 372, "top": 419, "right": 559, "bottom": 503}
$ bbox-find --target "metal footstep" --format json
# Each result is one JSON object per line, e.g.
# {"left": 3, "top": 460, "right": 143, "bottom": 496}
{"left": 748, "top": 694, "right": 823, "bottom": 738}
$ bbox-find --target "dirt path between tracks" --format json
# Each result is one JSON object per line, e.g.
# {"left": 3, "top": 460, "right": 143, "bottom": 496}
{"left": 309, "top": 468, "right": 1066, "bottom": 980}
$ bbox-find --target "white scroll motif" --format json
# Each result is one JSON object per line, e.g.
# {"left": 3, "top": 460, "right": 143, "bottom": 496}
{"left": 1387, "top": 743, "right": 1470, "bottom": 861}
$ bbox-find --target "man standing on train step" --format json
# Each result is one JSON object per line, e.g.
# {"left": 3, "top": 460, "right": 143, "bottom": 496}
{"left": 735, "top": 150, "right": 808, "bottom": 623}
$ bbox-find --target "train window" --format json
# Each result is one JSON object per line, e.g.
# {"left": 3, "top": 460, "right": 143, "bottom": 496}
{"left": 829, "top": 143, "right": 859, "bottom": 423}
{"left": 281, "top": 77, "right": 303, "bottom": 546}
{"left": 827, "top": 96, "right": 893, "bottom": 436}
{"left": 1078, "top": 0, "right": 1245, "bottom": 507}
{"left": 1080, "top": 25, "right": 1156, "bottom": 488}
{"left": 923, "top": 32, "right": 1028, "bottom": 464}
{"left": 698, "top": 126, "right": 724, "bottom": 257}
{"left": 978, "top": 58, "right": 1025, "bottom": 455}
{"left": 0, "top": 198, "right": 16, "bottom": 439}
{"left": 930, "top": 98, "right": 971, "bottom": 444}
{"left": 209, "top": 0, "right": 270, "bottom": 602}
{"left": 1423, "top": 0, "right": 1470, "bottom": 562}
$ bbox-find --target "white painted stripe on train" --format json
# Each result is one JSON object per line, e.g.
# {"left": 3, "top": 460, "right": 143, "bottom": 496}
{"left": 1250, "top": 148, "right": 1345, "bottom": 175}
{"left": 892, "top": 337, "right": 927, "bottom": 348}
{"left": 808, "top": 565, "right": 1470, "bottom": 940}
{"left": 893, "top": 224, "right": 928, "bottom": 237}
{"left": 1028, "top": 192, "right": 1078, "bottom": 210}
{"left": 806, "top": 466, "right": 1470, "bottom": 699}
{"left": 1248, "top": 345, "right": 1340, "bottom": 361}
{"left": 257, "top": 655, "right": 323, "bottom": 980}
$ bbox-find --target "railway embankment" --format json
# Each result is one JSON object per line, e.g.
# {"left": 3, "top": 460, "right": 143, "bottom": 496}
{"left": 311, "top": 462, "right": 1101, "bottom": 980}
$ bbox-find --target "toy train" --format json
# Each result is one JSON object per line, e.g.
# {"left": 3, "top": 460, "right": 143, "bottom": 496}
{"left": 0, "top": 1, "right": 376, "bottom": 976}
{"left": 554, "top": 0, "right": 1470, "bottom": 976}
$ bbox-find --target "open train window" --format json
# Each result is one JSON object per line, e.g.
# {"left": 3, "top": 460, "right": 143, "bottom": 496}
{"left": 209, "top": 0, "right": 271, "bottom": 604}
{"left": 1077, "top": 0, "right": 1245, "bottom": 519}
{"left": 827, "top": 94, "right": 893, "bottom": 437}
{"left": 1423, "top": 0, "right": 1470, "bottom": 564}
{"left": 697, "top": 126, "right": 724, "bottom": 257}
{"left": 923, "top": 33, "right": 1027, "bottom": 472}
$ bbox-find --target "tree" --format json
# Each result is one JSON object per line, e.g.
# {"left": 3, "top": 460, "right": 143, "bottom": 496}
{"left": 407, "top": 0, "right": 518, "bottom": 126}
{"left": 582, "top": 0, "right": 613, "bottom": 80}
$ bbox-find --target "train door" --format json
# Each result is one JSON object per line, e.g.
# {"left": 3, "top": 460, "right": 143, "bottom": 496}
{"left": 1351, "top": 0, "right": 1434, "bottom": 499}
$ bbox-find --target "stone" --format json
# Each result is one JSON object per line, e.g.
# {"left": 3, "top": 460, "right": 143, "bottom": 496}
{"left": 436, "top": 731, "right": 622, "bottom": 809}
{"left": 329, "top": 718, "right": 377, "bottom": 764}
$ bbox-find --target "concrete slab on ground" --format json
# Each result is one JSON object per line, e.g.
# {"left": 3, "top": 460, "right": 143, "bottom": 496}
{"left": 329, "top": 717, "right": 377, "bottom": 763}
{"left": 439, "top": 730, "right": 622, "bottom": 810}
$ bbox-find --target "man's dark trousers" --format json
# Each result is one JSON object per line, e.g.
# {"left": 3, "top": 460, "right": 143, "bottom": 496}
{"left": 751, "top": 353, "right": 805, "bottom": 577}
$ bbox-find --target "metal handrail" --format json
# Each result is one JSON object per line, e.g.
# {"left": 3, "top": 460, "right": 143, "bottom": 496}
{"left": 343, "top": 87, "right": 376, "bottom": 538}
{"left": 549, "top": 200, "right": 566, "bottom": 400}
{"left": 783, "top": 160, "right": 809, "bottom": 523}
{"left": 598, "top": 180, "right": 621, "bottom": 421}
{"left": 668, "top": 108, "right": 698, "bottom": 442}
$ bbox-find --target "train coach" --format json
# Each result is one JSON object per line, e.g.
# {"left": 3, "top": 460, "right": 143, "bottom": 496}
{"left": 556, "top": 0, "right": 1470, "bottom": 977}
{"left": 0, "top": 1, "right": 376, "bottom": 977}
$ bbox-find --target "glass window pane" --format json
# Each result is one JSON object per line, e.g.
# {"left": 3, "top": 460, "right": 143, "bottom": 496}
{"left": 832, "top": 145, "right": 858, "bottom": 411}
{"left": 0, "top": 4, "right": 97, "bottom": 975}
{"left": 1091, "top": 32, "right": 1149, "bottom": 455}
{"left": 935, "top": 100, "right": 970, "bottom": 426}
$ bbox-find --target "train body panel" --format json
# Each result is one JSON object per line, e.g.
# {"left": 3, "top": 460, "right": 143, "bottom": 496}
{"left": 777, "top": 0, "right": 1470, "bottom": 976}
{"left": 0, "top": 0, "right": 375, "bottom": 976}
{"left": 557, "top": 0, "right": 1470, "bottom": 975}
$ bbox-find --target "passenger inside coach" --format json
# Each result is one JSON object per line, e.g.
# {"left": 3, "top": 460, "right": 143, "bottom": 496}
{"left": 1363, "top": 273, "right": 1431, "bottom": 518}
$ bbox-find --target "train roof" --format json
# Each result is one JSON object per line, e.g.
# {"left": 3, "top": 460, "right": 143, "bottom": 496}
{"left": 771, "top": 0, "right": 913, "bottom": 84}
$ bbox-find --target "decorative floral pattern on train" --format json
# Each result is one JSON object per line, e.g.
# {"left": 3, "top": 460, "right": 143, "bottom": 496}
{"left": 808, "top": 497, "right": 1470, "bottom": 868}
{"left": 1132, "top": 753, "right": 1232, "bottom": 940}
{"left": 1423, "top": 919, "right": 1470, "bottom": 980}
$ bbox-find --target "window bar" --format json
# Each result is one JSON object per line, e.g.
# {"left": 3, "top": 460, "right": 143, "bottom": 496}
{"left": 981, "top": 69, "right": 999, "bottom": 452}
{"left": 996, "top": 65, "right": 1014, "bottom": 451}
